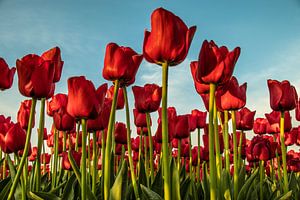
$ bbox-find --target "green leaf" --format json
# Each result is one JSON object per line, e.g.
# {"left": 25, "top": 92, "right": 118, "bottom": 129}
{"left": 273, "top": 190, "right": 293, "bottom": 200}
{"left": 0, "top": 179, "right": 12, "bottom": 200}
{"left": 110, "top": 151, "right": 115, "bottom": 188}
{"left": 237, "top": 168, "right": 259, "bottom": 200}
{"left": 151, "top": 164, "right": 163, "bottom": 196}
{"left": 170, "top": 158, "right": 180, "bottom": 200}
{"left": 0, "top": 177, "right": 10, "bottom": 191}
{"left": 0, "top": 158, "right": 4, "bottom": 166}
{"left": 62, "top": 173, "right": 76, "bottom": 200}
{"left": 138, "top": 158, "right": 147, "bottom": 187}
{"left": 201, "top": 163, "right": 210, "bottom": 200}
{"left": 238, "top": 165, "right": 246, "bottom": 192}
{"left": 50, "top": 181, "right": 67, "bottom": 194}
{"left": 180, "top": 177, "right": 191, "bottom": 200}
{"left": 7, "top": 155, "right": 22, "bottom": 200}
{"left": 221, "top": 169, "right": 232, "bottom": 200}
{"left": 140, "top": 184, "right": 163, "bottom": 200}
{"left": 109, "top": 160, "right": 128, "bottom": 200}
{"left": 29, "top": 191, "right": 62, "bottom": 200}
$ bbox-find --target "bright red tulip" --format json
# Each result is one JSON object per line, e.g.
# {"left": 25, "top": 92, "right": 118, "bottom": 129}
{"left": 188, "top": 114, "right": 197, "bottom": 132}
{"left": 53, "top": 108, "right": 75, "bottom": 131}
{"left": 41, "top": 46, "right": 64, "bottom": 83}
{"left": 0, "top": 115, "right": 13, "bottom": 135}
{"left": 246, "top": 136, "right": 273, "bottom": 162}
{"left": 17, "top": 99, "right": 35, "bottom": 129}
{"left": 216, "top": 76, "right": 247, "bottom": 111}
{"left": 0, "top": 123, "right": 26, "bottom": 154}
{"left": 265, "top": 111, "right": 292, "bottom": 134}
{"left": 235, "top": 107, "right": 256, "bottom": 131}
{"left": 0, "top": 57, "right": 16, "bottom": 90}
{"left": 67, "top": 76, "right": 106, "bottom": 119}
{"left": 16, "top": 54, "right": 55, "bottom": 98}
{"left": 132, "top": 84, "right": 162, "bottom": 113}
{"left": 197, "top": 40, "right": 241, "bottom": 84}
{"left": 253, "top": 118, "right": 268, "bottom": 135}
{"left": 143, "top": 7, "right": 196, "bottom": 66}
{"left": 190, "top": 61, "right": 210, "bottom": 94}
{"left": 174, "top": 115, "right": 190, "bottom": 139}
{"left": 114, "top": 122, "right": 127, "bottom": 145}
{"left": 133, "top": 109, "right": 149, "bottom": 128}
{"left": 107, "top": 85, "right": 124, "bottom": 110}
{"left": 191, "top": 109, "right": 207, "bottom": 129}
{"left": 47, "top": 93, "right": 68, "bottom": 116}
{"left": 40, "top": 153, "right": 51, "bottom": 164}
{"left": 103, "top": 43, "right": 143, "bottom": 87}
{"left": 267, "top": 79, "right": 297, "bottom": 111}
{"left": 87, "top": 98, "right": 111, "bottom": 132}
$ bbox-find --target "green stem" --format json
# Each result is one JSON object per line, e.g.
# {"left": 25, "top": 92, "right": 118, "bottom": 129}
{"left": 75, "top": 122, "right": 80, "bottom": 151}
{"left": 52, "top": 128, "right": 59, "bottom": 189}
{"left": 138, "top": 132, "right": 142, "bottom": 176}
{"left": 63, "top": 131, "right": 67, "bottom": 152}
{"left": 177, "top": 139, "right": 181, "bottom": 171}
{"left": 238, "top": 130, "right": 244, "bottom": 169}
{"left": 123, "top": 86, "right": 140, "bottom": 199}
{"left": 213, "top": 101, "right": 221, "bottom": 183}
{"left": 223, "top": 110, "right": 230, "bottom": 172}
{"left": 42, "top": 141, "right": 46, "bottom": 175}
{"left": 144, "top": 135, "right": 149, "bottom": 187}
{"left": 280, "top": 111, "right": 289, "bottom": 194}
{"left": 189, "top": 134, "right": 193, "bottom": 178}
{"left": 197, "top": 128, "right": 201, "bottom": 182}
{"left": 101, "top": 130, "right": 105, "bottom": 176}
{"left": 161, "top": 62, "right": 171, "bottom": 200}
{"left": 208, "top": 83, "right": 217, "bottom": 200}
{"left": 231, "top": 110, "right": 238, "bottom": 200}
{"left": 87, "top": 132, "right": 91, "bottom": 187}
{"left": 103, "top": 80, "right": 119, "bottom": 200}
{"left": 81, "top": 118, "right": 87, "bottom": 200}
{"left": 8, "top": 98, "right": 37, "bottom": 200}
{"left": 35, "top": 98, "right": 45, "bottom": 191}
{"left": 260, "top": 160, "right": 264, "bottom": 200}
{"left": 146, "top": 112, "right": 155, "bottom": 184}
{"left": 92, "top": 131, "right": 97, "bottom": 195}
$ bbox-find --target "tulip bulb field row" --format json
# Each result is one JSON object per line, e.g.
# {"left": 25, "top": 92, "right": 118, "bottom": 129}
{"left": 1, "top": 7, "right": 300, "bottom": 200}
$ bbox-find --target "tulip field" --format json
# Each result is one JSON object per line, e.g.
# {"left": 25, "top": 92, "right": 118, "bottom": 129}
{"left": 1, "top": 6, "right": 300, "bottom": 200}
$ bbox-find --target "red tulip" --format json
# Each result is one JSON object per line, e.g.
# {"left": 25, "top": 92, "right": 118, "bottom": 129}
{"left": 40, "top": 153, "right": 51, "bottom": 164}
{"left": 47, "top": 93, "right": 68, "bottom": 116}
{"left": 0, "top": 115, "right": 13, "bottom": 135}
{"left": 53, "top": 108, "right": 75, "bottom": 131}
{"left": 17, "top": 99, "right": 35, "bottom": 129}
{"left": 265, "top": 111, "right": 292, "bottom": 134}
{"left": 103, "top": 43, "right": 143, "bottom": 87}
{"left": 253, "top": 118, "right": 268, "bottom": 135}
{"left": 295, "top": 98, "right": 300, "bottom": 121}
{"left": 155, "top": 107, "right": 177, "bottom": 143}
{"left": 197, "top": 40, "right": 241, "bottom": 84}
{"left": 191, "top": 109, "right": 207, "bottom": 129}
{"left": 246, "top": 136, "right": 273, "bottom": 162}
{"left": 235, "top": 107, "right": 256, "bottom": 131}
{"left": 16, "top": 54, "right": 55, "bottom": 98}
{"left": 87, "top": 98, "right": 111, "bottom": 132}
{"left": 62, "top": 151, "right": 81, "bottom": 171}
{"left": 267, "top": 79, "right": 298, "bottom": 111}
{"left": 41, "top": 47, "right": 64, "bottom": 83}
{"left": 0, "top": 57, "right": 16, "bottom": 90}
{"left": 143, "top": 7, "right": 196, "bottom": 66}
{"left": 114, "top": 122, "right": 127, "bottom": 145}
{"left": 0, "top": 123, "right": 26, "bottom": 154}
{"left": 216, "top": 76, "right": 247, "bottom": 111}
{"left": 133, "top": 109, "right": 148, "bottom": 128}
{"left": 190, "top": 61, "right": 210, "bottom": 94}
{"left": 67, "top": 76, "right": 106, "bottom": 119}
{"left": 132, "top": 84, "right": 162, "bottom": 113}
{"left": 174, "top": 115, "right": 190, "bottom": 139}
{"left": 37, "top": 128, "right": 48, "bottom": 140}
{"left": 137, "top": 127, "right": 148, "bottom": 135}
{"left": 107, "top": 85, "right": 124, "bottom": 110}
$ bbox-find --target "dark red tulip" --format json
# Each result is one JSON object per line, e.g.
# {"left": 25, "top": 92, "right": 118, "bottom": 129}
{"left": 143, "top": 7, "right": 196, "bottom": 66}
{"left": 295, "top": 98, "right": 300, "bottom": 121}
{"left": 17, "top": 99, "right": 35, "bottom": 129}
{"left": 190, "top": 61, "right": 210, "bottom": 94}
{"left": 188, "top": 114, "right": 197, "bottom": 132}
{"left": 137, "top": 127, "right": 148, "bottom": 135}
{"left": 191, "top": 109, "right": 207, "bottom": 129}
{"left": 267, "top": 79, "right": 298, "bottom": 111}
{"left": 296, "top": 126, "right": 300, "bottom": 146}
{"left": 174, "top": 115, "right": 190, "bottom": 139}
{"left": 133, "top": 109, "right": 149, "bottom": 128}
{"left": 114, "top": 122, "right": 127, "bottom": 145}
{"left": 253, "top": 118, "right": 268, "bottom": 135}
{"left": 47, "top": 93, "right": 68, "bottom": 116}
{"left": 87, "top": 98, "right": 111, "bottom": 132}
{"left": 235, "top": 107, "right": 256, "bottom": 131}
{"left": 216, "top": 76, "right": 247, "bottom": 111}
{"left": 191, "top": 147, "right": 198, "bottom": 166}
{"left": 131, "top": 137, "right": 140, "bottom": 152}
{"left": 265, "top": 111, "right": 292, "bottom": 134}
{"left": 16, "top": 54, "right": 55, "bottom": 98}
{"left": 0, "top": 57, "right": 16, "bottom": 90}
{"left": 156, "top": 107, "right": 177, "bottom": 143}
{"left": 107, "top": 85, "right": 124, "bottom": 110}
{"left": 246, "top": 136, "right": 273, "bottom": 162}
{"left": 0, "top": 115, "right": 13, "bottom": 135}
{"left": 0, "top": 123, "right": 26, "bottom": 154}
{"left": 200, "top": 93, "right": 210, "bottom": 111}
{"left": 37, "top": 128, "right": 48, "bottom": 140}
{"left": 53, "top": 108, "right": 75, "bottom": 131}
{"left": 103, "top": 43, "right": 143, "bottom": 87}
{"left": 67, "top": 76, "right": 105, "bottom": 119}
{"left": 132, "top": 84, "right": 162, "bottom": 113}
{"left": 40, "top": 153, "right": 51, "bottom": 164}
{"left": 62, "top": 151, "right": 81, "bottom": 171}
{"left": 197, "top": 40, "right": 241, "bottom": 84}
{"left": 41, "top": 47, "right": 64, "bottom": 83}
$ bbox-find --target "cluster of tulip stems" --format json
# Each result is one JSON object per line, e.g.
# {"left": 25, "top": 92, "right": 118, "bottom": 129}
{"left": 1, "top": 7, "right": 300, "bottom": 200}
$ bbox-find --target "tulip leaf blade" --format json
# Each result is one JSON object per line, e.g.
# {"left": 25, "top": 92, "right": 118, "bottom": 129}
{"left": 140, "top": 184, "right": 163, "bottom": 200}
{"left": 29, "top": 191, "right": 62, "bottom": 200}
{"left": 109, "top": 159, "right": 128, "bottom": 200}
{"left": 61, "top": 173, "right": 76, "bottom": 200}
{"left": 151, "top": 164, "right": 163, "bottom": 196}
{"left": 237, "top": 168, "right": 258, "bottom": 200}
{"left": 138, "top": 157, "right": 147, "bottom": 187}
{"left": 170, "top": 158, "right": 181, "bottom": 200}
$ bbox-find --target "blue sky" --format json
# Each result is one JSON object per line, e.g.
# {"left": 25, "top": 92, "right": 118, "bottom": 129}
{"left": 1, "top": 0, "right": 300, "bottom": 146}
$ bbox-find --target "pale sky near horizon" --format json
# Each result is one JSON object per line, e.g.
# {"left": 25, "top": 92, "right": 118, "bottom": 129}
{"left": 1, "top": 0, "right": 300, "bottom": 149}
